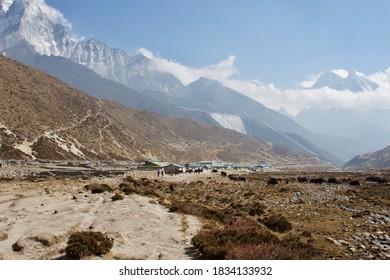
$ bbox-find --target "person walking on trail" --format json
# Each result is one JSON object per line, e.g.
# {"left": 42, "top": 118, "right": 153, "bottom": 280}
{"left": 157, "top": 170, "right": 160, "bottom": 177}
{"left": 161, "top": 170, "right": 164, "bottom": 177}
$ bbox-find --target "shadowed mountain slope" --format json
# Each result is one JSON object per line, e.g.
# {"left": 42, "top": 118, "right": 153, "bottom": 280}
{"left": 344, "top": 146, "right": 390, "bottom": 170}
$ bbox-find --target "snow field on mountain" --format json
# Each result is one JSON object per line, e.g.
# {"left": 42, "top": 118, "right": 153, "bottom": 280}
{"left": 210, "top": 113, "right": 247, "bottom": 134}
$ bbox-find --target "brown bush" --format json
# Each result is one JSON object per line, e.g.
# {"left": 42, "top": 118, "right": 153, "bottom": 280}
{"left": 111, "top": 194, "right": 124, "bottom": 201}
{"left": 192, "top": 219, "right": 320, "bottom": 260}
{"left": 225, "top": 243, "right": 297, "bottom": 260}
{"left": 246, "top": 202, "right": 266, "bottom": 216}
{"left": 192, "top": 219, "right": 279, "bottom": 259}
{"left": 261, "top": 214, "right": 292, "bottom": 233}
{"left": 140, "top": 188, "right": 159, "bottom": 198}
{"left": 0, "top": 231, "right": 8, "bottom": 242}
{"left": 84, "top": 184, "right": 113, "bottom": 194}
{"left": 169, "top": 201, "right": 226, "bottom": 222}
{"left": 140, "top": 178, "right": 152, "bottom": 186}
{"left": 124, "top": 176, "right": 138, "bottom": 184}
{"left": 119, "top": 183, "right": 137, "bottom": 195}
{"left": 281, "top": 234, "right": 321, "bottom": 259}
{"left": 65, "top": 231, "right": 113, "bottom": 260}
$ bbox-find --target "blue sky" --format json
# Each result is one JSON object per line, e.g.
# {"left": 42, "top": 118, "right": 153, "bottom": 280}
{"left": 46, "top": 0, "right": 390, "bottom": 88}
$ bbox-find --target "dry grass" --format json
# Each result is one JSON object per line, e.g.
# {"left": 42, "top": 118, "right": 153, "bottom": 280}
{"left": 115, "top": 170, "right": 390, "bottom": 260}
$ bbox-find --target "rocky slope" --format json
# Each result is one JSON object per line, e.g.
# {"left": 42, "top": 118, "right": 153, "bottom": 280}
{"left": 0, "top": 54, "right": 329, "bottom": 166}
{"left": 344, "top": 146, "right": 390, "bottom": 170}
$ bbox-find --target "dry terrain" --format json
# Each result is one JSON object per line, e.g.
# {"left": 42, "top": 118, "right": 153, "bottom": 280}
{"left": 0, "top": 166, "right": 389, "bottom": 260}
{"left": 0, "top": 172, "right": 201, "bottom": 260}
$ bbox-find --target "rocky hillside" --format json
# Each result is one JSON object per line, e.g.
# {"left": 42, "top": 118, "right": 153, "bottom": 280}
{"left": 344, "top": 146, "right": 390, "bottom": 170}
{"left": 0, "top": 55, "right": 328, "bottom": 166}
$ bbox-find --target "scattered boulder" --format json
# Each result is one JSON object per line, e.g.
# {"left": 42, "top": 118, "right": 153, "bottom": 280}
{"left": 325, "top": 237, "right": 341, "bottom": 246}
{"left": 12, "top": 240, "right": 25, "bottom": 252}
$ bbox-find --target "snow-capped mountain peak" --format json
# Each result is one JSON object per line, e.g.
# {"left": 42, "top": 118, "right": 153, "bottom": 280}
{"left": 0, "top": 0, "right": 184, "bottom": 93}
{"left": 0, "top": 0, "right": 77, "bottom": 56}
{"left": 331, "top": 69, "right": 349, "bottom": 78}
{"left": 300, "top": 69, "right": 379, "bottom": 92}
{"left": 0, "top": 0, "right": 14, "bottom": 14}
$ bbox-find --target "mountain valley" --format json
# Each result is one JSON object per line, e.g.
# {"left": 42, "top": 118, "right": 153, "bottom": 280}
{"left": 1, "top": 0, "right": 390, "bottom": 168}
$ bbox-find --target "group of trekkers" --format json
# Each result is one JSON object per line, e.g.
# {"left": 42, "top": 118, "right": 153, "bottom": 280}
{"left": 156, "top": 170, "right": 164, "bottom": 177}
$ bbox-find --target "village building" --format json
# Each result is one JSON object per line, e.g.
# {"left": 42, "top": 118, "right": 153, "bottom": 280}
{"left": 139, "top": 161, "right": 170, "bottom": 170}
{"left": 211, "top": 162, "right": 232, "bottom": 169}
{"left": 164, "top": 164, "right": 185, "bottom": 174}
{"left": 250, "top": 163, "right": 273, "bottom": 171}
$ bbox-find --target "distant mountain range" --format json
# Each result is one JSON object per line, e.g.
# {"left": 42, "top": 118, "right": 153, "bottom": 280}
{"left": 294, "top": 107, "right": 390, "bottom": 162}
{"left": 1, "top": 0, "right": 389, "bottom": 168}
{"left": 300, "top": 69, "right": 379, "bottom": 92}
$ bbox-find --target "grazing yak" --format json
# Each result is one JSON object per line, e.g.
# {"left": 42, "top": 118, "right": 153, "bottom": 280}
{"left": 309, "top": 178, "right": 325, "bottom": 185}
{"left": 297, "top": 177, "right": 308, "bottom": 183}
{"left": 267, "top": 178, "right": 279, "bottom": 185}
{"left": 366, "top": 176, "right": 387, "bottom": 184}
{"left": 349, "top": 180, "right": 360, "bottom": 186}
{"left": 327, "top": 177, "right": 339, "bottom": 184}
{"left": 225, "top": 174, "right": 246, "bottom": 182}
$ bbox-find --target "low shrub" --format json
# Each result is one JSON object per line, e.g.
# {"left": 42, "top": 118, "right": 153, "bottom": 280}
{"left": 124, "top": 176, "right": 138, "bottom": 184}
{"left": 84, "top": 184, "right": 113, "bottom": 194}
{"left": 119, "top": 183, "right": 138, "bottom": 195}
{"left": 281, "top": 234, "right": 321, "bottom": 259}
{"left": 192, "top": 219, "right": 279, "bottom": 259}
{"left": 247, "top": 202, "right": 266, "bottom": 216}
{"left": 65, "top": 231, "right": 113, "bottom": 260}
{"left": 169, "top": 201, "right": 226, "bottom": 222}
{"left": 111, "top": 194, "right": 124, "bottom": 201}
{"left": 143, "top": 189, "right": 160, "bottom": 198}
{"left": 278, "top": 187, "right": 290, "bottom": 193}
{"left": 140, "top": 178, "right": 152, "bottom": 186}
{"left": 192, "top": 219, "right": 320, "bottom": 260}
{"left": 225, "top": 243, "right": 297, "bottom": 260}
{"left": 261, "top": 214, "right": 292, "bottom": 233}
{"left": 168, "top": 205, "right": 179, "bottom": 213}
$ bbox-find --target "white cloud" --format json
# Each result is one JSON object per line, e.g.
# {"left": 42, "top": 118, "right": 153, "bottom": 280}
{"left": 138, "top": 48, "right": 238, "bottom": 85}
{"left": 137, "top": 48, "right": 390, "bottom": 116}
{"left": 222, "top": 72, "right": 390, "bottom": 115}
{"left": 21, "top": 0, "right": 72, "bottom": 30}
{"left": 237, "top": 85, "right": 390, "bottom": 116}
{"left": 369, "top": 67, "right": 390, "bottom": 89}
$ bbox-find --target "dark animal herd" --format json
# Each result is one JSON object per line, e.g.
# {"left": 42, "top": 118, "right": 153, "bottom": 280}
{"left": 170, "top": 168, "right": 387, "bottom": 188}
{"left": 266, "top": 176, "right": 387, "bottom": 186}
{"left": 184, "top": 168, "right": 204, "bottom": 174}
